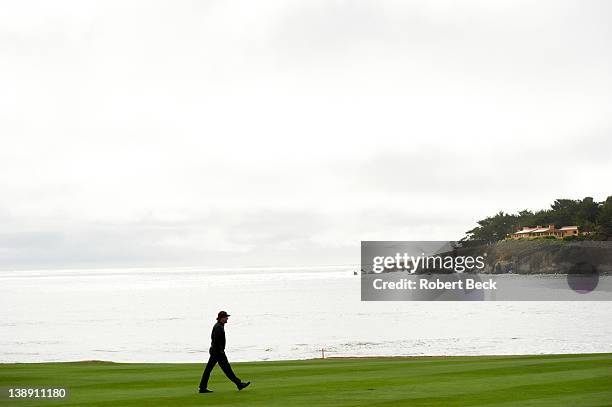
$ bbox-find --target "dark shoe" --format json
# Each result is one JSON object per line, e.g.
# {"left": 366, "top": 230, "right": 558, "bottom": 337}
{"left": 199, "top": 388, "right": 213, "bottom": 393}
{"left": 237, "top": 381, "right": 250, "bottom": 391}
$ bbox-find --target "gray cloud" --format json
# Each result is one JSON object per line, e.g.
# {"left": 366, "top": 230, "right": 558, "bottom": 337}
{"left": 1, "top": 0, "right": 610, "bottom": 270}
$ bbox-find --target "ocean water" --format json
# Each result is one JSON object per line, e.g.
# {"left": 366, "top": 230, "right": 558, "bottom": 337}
{"left": 1, "top": 267, "right": 611, "bottom": 363}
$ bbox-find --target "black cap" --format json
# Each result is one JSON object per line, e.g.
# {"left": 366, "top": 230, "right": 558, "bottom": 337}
{"left": 217, "top": 311, "right": 230, "bottom": 320}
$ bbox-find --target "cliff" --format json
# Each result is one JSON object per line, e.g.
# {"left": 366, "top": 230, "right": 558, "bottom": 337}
{"left": 480, "top": 240, "right": 612, "bottom": 275}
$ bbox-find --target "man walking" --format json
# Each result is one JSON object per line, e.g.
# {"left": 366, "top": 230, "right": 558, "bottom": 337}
{"left": 199, "top": 311, "right": 251, "bottom": 393}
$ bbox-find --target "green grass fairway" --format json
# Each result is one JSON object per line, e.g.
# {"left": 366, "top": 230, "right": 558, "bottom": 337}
{"left": 1, "top": 354, "right": 611, "bottom": 406}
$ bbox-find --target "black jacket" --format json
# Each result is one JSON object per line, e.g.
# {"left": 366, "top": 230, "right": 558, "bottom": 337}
{"left": 210, "top": 322, "right": 226, "bottom": 354}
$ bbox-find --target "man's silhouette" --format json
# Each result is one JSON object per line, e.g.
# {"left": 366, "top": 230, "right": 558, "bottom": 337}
{"left": 198, "top": 311, "right": 250, "bottom": 393}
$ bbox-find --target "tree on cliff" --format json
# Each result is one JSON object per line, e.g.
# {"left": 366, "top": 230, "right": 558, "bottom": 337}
{"left": 464, "top": 196, "right": 612, "bottom": 242}
{"left": 595, "top": 196, "right": 612, "bottom": 239}
{"left": 464, "top": 212, "right": 518, "bottom": 243}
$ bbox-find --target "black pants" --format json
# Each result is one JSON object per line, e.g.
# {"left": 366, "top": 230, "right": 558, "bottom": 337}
{"left": 199, "top": 350, "right": 240, "bottom": 389}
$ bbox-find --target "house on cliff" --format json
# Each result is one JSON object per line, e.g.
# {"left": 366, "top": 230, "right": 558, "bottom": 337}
{"left": 510, "top": 225, "right": 579, "bottom": 239}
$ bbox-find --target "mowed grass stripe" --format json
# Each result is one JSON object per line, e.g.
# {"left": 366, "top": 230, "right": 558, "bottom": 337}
{"left": 0, "top": 354, "right": 610, "bottom": 407}
{"left": 244, "top": 354, "right": 612, "bottom": 380}
{"left": 373, "top": 375, "right": 612, "bottom": 407}
{"left": 216, "top": 355, "right": 612, "bottom": 391}
{"left": 475, "top": 390, "right": 612, "bottom": 407}
{"left": 5, "top": 354, "right": 607, "bottom": 383}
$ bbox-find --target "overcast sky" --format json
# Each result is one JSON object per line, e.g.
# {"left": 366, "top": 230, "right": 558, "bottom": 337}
{"left": 1, "top": 0, "right": 611, "bottom": 270}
